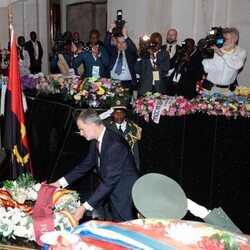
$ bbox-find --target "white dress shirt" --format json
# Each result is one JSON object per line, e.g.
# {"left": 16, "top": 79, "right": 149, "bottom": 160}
{"left": 166, "top": 43, "right": 177, "bottom": 59}
{"left": 32, "top": 41, "right": 39, "bottom": 59}
{"left": 202, "top": 46, "right": 246, "bottom": 86}
{"left": 111, "top": 51, "right": 132, "bottom": 81}
{"left": 115, "top": 120, "right": 127, "bottom": 132}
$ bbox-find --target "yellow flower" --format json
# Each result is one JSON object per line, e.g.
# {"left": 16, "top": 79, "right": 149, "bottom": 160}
{"left": 74, "top": 94, "right": 81, "bottom": 101}
{"left": 97, "top": 87, "right": 105, "bottom": 95}
{"left": 245, "top": 103, "right": 250, "bottom": 111}
{"left": 82, "top": 90, "right": 88, "bottom": 96}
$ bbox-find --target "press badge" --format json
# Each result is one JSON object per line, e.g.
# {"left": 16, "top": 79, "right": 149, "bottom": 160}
{"left": 153, "top": 71, "right": 160, "bottom": 81}
{"left": 92, "top": 66, "right": 100, "bottom": 77}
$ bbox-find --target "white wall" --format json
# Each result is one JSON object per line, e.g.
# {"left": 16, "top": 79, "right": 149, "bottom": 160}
{"left": 0, "top": 0, "right": 49, "bottom": 75}
{"left": 1, "top": 0, "right": 249, "bottom": 85}
{"left": 107, "top": 0, "right": 249, "bottom": 86}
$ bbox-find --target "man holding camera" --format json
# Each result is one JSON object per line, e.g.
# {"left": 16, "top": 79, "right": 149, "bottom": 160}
{"left": 104, "top": 21, "right": 137, "bottom": 93}
{"left": 167, "top": 38, "right": 204, "bottom": 99}
{"left": 202, "top": 27, "right": 247, "bottom": 96}
{"left": 135, "top": 32, "right": 170, "bottom": 96}
{"left": 73, "top": 29, "right": 110, "bottom": 78}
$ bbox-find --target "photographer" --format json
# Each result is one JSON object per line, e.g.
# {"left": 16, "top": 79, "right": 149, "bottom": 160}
{"left": 104, "top": 20, "right": 137, "bottom": 93}
{"left": 73, "top": 29, "right": 109, "bottom": 78}
{"left": 166, "top": 38, "right": 204, "bottom": 99}
{"left": 50, "top": 40, "right": 74, "bottom": 74}
{"left": 135, "top": 32, "right": 170, "bottom": 96}
{"left": 202, "top": 27, "right": 247, "bottom": 95}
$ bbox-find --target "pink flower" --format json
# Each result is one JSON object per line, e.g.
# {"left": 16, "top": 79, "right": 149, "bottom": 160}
{"left": 198, "top": 238, "right": 225, "bottom": 250}
{"left": 178, "top": 108, "right": 186, "bottom": 116}
{"left": 169, "top": 107, "right": 176, "bottom": 116}
{"left": 161, "top": 109, "right": 167, "bottom": 116}
{"left": 144, "top": 114, "right": 150, "bottom": 122}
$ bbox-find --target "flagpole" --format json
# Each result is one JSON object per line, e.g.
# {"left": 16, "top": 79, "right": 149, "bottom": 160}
{"left": 8, "top": 0, "right": 13, "bottom": 44}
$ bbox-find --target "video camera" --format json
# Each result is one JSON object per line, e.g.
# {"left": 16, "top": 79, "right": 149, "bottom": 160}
{"left": 198, "top": 27, "right": 224, "bottom": 59}
{"left": 139, "top": 35, "right": 157, "bottom": 59}
{"left": 175, "top": 41, "right": 189, "bottom": 62}
{"left": 115, "top": 10, "right": 126, "bottom": 31}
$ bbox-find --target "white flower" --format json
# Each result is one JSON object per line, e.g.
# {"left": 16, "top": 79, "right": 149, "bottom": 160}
{"left": 14, "top": 225, "right": 28, "bottom": 238}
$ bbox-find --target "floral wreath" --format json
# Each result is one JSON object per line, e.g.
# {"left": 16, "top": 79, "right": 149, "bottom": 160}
{"left": 0, "top": 174, "right": 80, "bottom": 241}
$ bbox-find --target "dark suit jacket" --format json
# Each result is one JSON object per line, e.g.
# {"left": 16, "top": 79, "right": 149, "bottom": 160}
{"left": 73, "top": 45, "right": 110, "bottom": 78}
{"left": 104, "top": 31, "right": 137, "bottom": 85}
{"left": 162, "top": 44, "right": 181, "bottom": 69}
{"left": 25, "top": 40, "right": 43, "bottom": 74}
{"left": 135, "top": 49, "right": 170, "bottom": 96}
{"left": 103, "top": 118, "right": 141, "bottom": 169}
{"left": 167, "top": 48, "right": 203, "bottom": 99}
{"left": 64, "top": 128, "right": 139, "bottom": 221}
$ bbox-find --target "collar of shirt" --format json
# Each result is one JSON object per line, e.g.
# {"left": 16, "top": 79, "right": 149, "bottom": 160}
{"left": 115, "top": 121, "right": 127, "bottom": 132}
{"left": 97, "top": 126, "right": 106, "bottom": 153}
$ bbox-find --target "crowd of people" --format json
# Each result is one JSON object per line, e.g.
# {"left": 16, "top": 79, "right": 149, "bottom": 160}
{"left": 4, "top": 22, "right": 245, "bottom": 100}
{"left": 1, "top": 22, "right": 247, "bottom": 231}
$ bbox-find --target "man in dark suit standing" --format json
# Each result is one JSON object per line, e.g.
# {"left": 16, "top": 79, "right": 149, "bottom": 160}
{"left": 51, "top": 109, "right": 139, "bottom": 222}
{"left": 25, "top": 31, "right": 43, "bottom": 74}
{"left": 104, "top": 21, "right": 137, "bottom": 93}
{"left": 135, "top": 32, "right": 170, "bottom": 96}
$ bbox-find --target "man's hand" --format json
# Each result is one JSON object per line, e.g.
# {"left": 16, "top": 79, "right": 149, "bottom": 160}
{"left": 92, "top": 46, "right": 99, "bottom": 58}
{"left": 72, "top": 205, "right": 86, "bottom": 222}
{"left": 122, "top": 26, "right": 128, "bottom": 38}
{"left": 108, "top": 21, "right": 116, "bottom": 33}
{"left": 49, "top": 180, "right": 61, "bottom": 188}
{"left": 211, "top": 45, "right": 224, "bottom": 56}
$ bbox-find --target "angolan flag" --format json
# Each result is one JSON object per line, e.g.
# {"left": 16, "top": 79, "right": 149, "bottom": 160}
{"left": 3, "top": 27, "right": 33, "bottom": 179}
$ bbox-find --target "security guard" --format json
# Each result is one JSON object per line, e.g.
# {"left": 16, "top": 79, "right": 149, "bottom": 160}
{"left": 103, "top": 98, "right": 142, "bottom": 170}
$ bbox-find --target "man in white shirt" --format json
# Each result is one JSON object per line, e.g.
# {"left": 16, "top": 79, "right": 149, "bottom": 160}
{"left": 202, "top": 27, "right": 247, "bottom": 96}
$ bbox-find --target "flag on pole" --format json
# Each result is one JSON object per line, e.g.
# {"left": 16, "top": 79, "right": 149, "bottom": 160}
{"left": 3, "top": 27, "right": 33, "bottom": 179}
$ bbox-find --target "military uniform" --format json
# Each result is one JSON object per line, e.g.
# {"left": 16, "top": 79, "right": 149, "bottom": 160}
{"left": 103, "top": 118, "right": 141, "bottom": 169}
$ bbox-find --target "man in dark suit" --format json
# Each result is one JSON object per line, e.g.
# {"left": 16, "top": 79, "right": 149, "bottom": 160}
{"left": 25, "top": 31, "right": 43, "bottom": 74}
{"left": 135, "top": 32, "right": 170, "bottom": 96}
{"left": 167, "top": 38, "right": 204, "bottom": 99}
{"left": 73, "top": 29, "right": 109, "bottom": 78}
{"left": 162, "top": 28, "right": 181, "bottom": 70}
{"left": 51, "top": 109, "right": 139, "bottom": 222}
{"left": 104, "top": 21, "right": 137, "bottom": 93}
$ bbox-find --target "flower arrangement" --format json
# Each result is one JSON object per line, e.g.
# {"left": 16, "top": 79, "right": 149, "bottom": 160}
{"left": 234, "top": 85, "right": 250, "bottom": 97}
{"left": 20, "top": 74, "right": 130, "bottom": 108}
{"left": 124, "top": 219, "right": 250, "bottom": 250}
{"left": 0, "top": 174, "right": 80, "bottom": 241}
{"left": 190, "top": 93, "right": 250, "bottom": 118}
{"left": 135, "top": 92, "right": 250, "bottom": 122}
{"left": 135, "top": 92, "right": 193, "bottom": 122}
{"left": 72, "top": 76, "right": 130, "bottom": 108}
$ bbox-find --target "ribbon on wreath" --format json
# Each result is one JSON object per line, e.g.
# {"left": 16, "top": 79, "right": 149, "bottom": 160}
{"left": 0, "top": 189, "right": 33, "bottom": 214}
{"left": 52, "top": 189, "right": 78, "bottom": 228}
{"left": 32, "top": 184, "right": 57, "bottom": 246}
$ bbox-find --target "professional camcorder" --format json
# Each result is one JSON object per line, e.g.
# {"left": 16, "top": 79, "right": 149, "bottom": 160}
{"left": 175, "top": 41, "right": 189, "bottom": 62}
{"left": 139, "top": 35, "right": 157, "bottom": 59}
{"left": 115, "top": 10, "right": 126, "bottom": 31}
{"left": 198, "top": 27, "right": 224, "bottom": 59}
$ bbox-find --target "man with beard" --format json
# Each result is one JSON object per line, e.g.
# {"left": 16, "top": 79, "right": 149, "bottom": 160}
{"left": 162, "top": 28, "right": 180, "bottom": 69}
